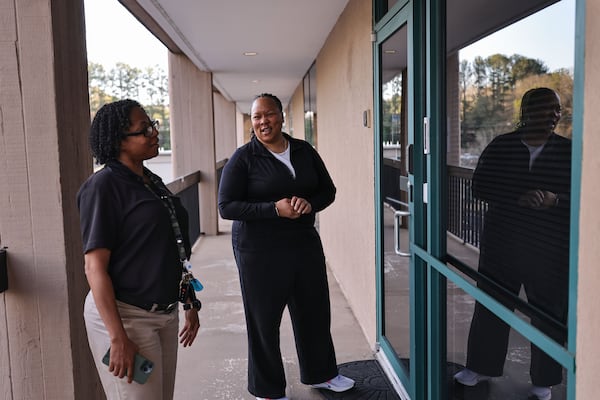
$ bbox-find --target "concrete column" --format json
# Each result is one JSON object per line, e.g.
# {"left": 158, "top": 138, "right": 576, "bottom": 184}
{"left": 446, "top": 52, "right": 461, "bottom": 166}
{"left": 0, "top": 0, "right": 99, "bottom": 399}
{"left": 168, "top": 53, "right": 218, "bottom": 236}
{"left": 213, "top": 92, "right": 237, "bottom": 162}
{"left": 236, "top": 111, "right": 246, "bottom": 146}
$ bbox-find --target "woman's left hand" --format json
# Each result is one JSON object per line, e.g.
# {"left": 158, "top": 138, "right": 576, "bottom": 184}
{"left": 179, "top": 309, "right": 200, "bottom": 347}
{"left": 290, "top": 196, "right": 312, "bottom": 215}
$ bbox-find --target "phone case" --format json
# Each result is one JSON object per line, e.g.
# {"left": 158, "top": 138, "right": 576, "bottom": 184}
{"left": 102, "top": 348, "right": 154, "bottom": 384}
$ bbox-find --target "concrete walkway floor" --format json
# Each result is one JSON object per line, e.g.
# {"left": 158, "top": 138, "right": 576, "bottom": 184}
{"left": 173, "top": 227, "right": 374, "bottom": 400}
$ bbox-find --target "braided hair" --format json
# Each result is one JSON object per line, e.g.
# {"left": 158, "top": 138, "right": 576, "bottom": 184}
{"left": 89, "top": 99, "right": 142, "bottom": 164}
{"left": 252, "top": 93, "right": 283, "bottom": 114}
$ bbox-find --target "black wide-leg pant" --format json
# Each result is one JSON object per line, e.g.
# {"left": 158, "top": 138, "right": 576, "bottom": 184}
{"left": 465, "top": 240, "right": 568, "bottom": 387}
{"left": 234, "top": 242, "right": 338, "bottom": 398}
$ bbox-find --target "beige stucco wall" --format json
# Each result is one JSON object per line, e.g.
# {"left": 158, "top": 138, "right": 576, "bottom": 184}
{"left": 288, "top": 85, "right": 306, "bottom": 140}
{"left": 576, "top": 0, "right": 600, "bottom": 397}
{"left": 236, "top": 111, "right": 245, "bottom": 147}
{"left": 315, "top": 0, "right": 376, "bottom": 346}
{"left": 213, "top": 92, "right": 237, "bottom": 162}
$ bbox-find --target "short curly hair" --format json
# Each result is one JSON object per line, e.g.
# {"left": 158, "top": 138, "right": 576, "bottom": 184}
{"left": 89, "top": 99, "right": 142, "bottom": 164}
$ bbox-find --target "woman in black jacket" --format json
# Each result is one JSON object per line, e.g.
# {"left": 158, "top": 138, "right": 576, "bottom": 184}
{"left": 218, "top": 93, "right": 354, "bottom": 400}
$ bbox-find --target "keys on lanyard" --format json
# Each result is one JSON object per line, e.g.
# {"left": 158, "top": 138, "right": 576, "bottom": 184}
{"left": 183, "top": 260, "right": 204, "bottom": 292}
{"left": 178, "top": 274, "right": 192, "bottom": 303}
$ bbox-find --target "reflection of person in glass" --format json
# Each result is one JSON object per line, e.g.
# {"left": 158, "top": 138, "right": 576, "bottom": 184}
{"left": 454, "top": 88, "right": 571, "bottom": 400}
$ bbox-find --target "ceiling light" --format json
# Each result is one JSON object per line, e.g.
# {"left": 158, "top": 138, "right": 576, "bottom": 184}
{"left": 243, "top": 52, "right": 258, "bottom": 56}
{"left": 252, "top": 80, "right": 260, "bottom": 83}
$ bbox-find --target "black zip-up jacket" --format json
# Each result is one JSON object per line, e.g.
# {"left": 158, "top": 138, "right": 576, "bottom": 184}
{"left": 473, "top": 130, "right": 571, "bottom": 263}
{"left": 218, "top": 133, "right": 336, "bottom": 252}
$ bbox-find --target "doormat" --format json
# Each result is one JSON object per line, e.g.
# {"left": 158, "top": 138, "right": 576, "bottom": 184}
{"left": 317, "top": 360, "right": 401, "bottom": 400}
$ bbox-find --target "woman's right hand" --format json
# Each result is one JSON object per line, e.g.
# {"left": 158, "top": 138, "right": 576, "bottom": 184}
{"left": 517, "top": 189, "right": 545, "bottom": 208}
{"left": 108, "top": 335, "right": 139, "bottom": 383}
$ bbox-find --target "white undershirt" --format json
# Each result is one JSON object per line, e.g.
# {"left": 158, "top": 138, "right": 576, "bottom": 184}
{"left": 522, "top": 140, "right": 546, "bottom": 171}
{"left": 269, "top": 142, "right": 296, "bottom": 178}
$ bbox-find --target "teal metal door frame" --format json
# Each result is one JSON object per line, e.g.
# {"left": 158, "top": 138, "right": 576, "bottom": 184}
{"left": 374, "top": 1, "right": 428, "bottom": 399}
{"left": 375, "top": 0, "right": 583, "bottom": 399}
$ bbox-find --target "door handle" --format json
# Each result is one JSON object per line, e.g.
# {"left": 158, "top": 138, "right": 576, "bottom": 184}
{"left": 394, "top": 210, "right": 411, "bottom": 256}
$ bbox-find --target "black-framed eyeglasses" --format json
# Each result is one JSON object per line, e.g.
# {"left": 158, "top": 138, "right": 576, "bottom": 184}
{"left": 122, "top": 120, "right": 160, "bottom": 138}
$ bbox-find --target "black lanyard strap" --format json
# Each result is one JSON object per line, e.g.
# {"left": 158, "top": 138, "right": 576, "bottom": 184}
{"left": 143, "top": 168, "right": 188, "bottom": 265}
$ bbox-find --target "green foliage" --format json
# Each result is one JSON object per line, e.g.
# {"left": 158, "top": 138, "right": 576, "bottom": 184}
{"left": 459, "top": 53, "right": 572, "bottom": 159}
{"left": 87, "top": 62, "right": 171, "bottom": 149}
{"left": 382, "top": 74, "right": 403, "bottom": 144}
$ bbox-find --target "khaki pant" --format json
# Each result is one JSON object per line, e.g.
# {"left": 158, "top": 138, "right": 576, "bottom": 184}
{"left": 84, "top": 292, "right": 179, "bottom": 400}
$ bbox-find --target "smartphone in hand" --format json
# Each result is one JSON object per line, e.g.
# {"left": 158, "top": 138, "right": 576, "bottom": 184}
{"left": 102, "top": 348, "right": 154, "bottom": 384}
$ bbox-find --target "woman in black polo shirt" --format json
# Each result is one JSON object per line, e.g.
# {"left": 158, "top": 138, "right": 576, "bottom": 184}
{"left": 77, "top": 99, "right": 200, "bottom": 400}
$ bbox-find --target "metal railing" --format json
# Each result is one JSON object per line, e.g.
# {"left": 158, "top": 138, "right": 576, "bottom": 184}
{"left": 383, "top": 160, "right": 486, "bottom": 248}
{"left": 165, "top": 158, "right": 228, "bottom": 245}
{"left": 167, "top": 171, "right": 201, "bottom": 244}
{"left": 447, "top": 165, "right": 487, "bottom": 248}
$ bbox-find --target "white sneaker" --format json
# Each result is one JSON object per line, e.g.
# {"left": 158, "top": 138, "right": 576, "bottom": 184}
{"left": 310, "top": 374, "right": 355, "bottom": 392}
{"left": 255, "top": 397, "right": 289, "bottom": 400}
{"left": 529, "top": 385, "right": 552, "bottom": 400}
{"left": 453, "top": 368, "right": 491, "bottom": 386}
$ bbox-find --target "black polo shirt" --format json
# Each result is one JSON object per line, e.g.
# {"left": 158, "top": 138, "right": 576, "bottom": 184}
{"left": 77, "top": 160, "right": 190, "bottom": 304}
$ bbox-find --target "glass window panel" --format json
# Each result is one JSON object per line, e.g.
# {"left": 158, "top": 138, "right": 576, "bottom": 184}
{"left": 445, "top": 0, "right": 574, "bottom": 397}
{"left": 380, "top": 24, "right": 410, "bottom": 373}
{"left": 447, "top": 283, "right": 568, "bottom": 399}
{"left": 374, "top": 0, "right": 402, "bottom": 23}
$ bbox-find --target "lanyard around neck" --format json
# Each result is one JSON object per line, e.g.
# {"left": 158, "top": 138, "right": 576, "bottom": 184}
{"left": 143, "top": 169, "right": 188, "bottom": 265}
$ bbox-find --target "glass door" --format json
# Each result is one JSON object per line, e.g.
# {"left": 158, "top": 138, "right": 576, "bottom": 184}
{"left": 375, "top": 2, "right": 427, "bottom": 397}
{"left": 378, "top": 20, "right": 411, "bottom": 376}
{"left": 434, "top": 1, "right": 578, "bottom": 399}
{"left": 375, "top": 1, "right": 579, "bottom": 399}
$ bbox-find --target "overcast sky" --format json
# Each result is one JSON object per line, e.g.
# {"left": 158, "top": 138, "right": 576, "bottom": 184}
{"left": 84, "top": 0, "right": 168, "bottom": 70}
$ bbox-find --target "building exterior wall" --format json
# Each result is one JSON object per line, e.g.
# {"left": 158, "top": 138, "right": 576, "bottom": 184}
{"left": 0, "top": 0, "right": 98, "bottom": 398}
{"left": 288, "top": 84, "right": 306, "bottom": 140}
{"left": 314, "top": 0, "right": 377, "bottom": 345}
{"left": 576, "top": 0, "right": 600, "bottom": 397}
{"left": 214, "top": 92, "right": 237, "bottom": 162}
{"left": 236, "top": 111, "right": 245, "bottom": 147}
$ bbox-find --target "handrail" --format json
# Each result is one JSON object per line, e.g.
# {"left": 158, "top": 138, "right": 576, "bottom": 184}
{"left": 166, "top": 171, "right": 201, "bottom": 194}
{"left": 164, "top": 158, "right": 228, "bottom": 242}
{"left": 215, "top": 158, "right": 228, "bottom": 170}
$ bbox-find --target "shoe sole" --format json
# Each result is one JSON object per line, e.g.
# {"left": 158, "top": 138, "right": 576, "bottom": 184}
{"left": 310, "top": 383, "right": 355, "bottom": 392}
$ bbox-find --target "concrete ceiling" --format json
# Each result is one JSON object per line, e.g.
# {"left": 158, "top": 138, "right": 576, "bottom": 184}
{"left": 121, "top": 0, "right": 349, "bottom": 114}
{"left": 120, "top": 0, "right": 558, "bottom": 114}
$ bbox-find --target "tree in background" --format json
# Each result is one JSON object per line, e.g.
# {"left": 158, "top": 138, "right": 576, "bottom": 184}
{"left": 457, "top": 53, "right": 572, "bottom": 164}
{"left": 382, "top": 73, "right": 403, "bottom": 144}
{"left": 87, "top": 62, "right": 171, "bottom": 149}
